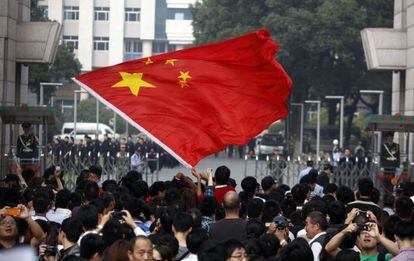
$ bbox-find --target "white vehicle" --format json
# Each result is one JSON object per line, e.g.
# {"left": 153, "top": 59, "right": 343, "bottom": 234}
{"left": 54, "top": 122, "right": 120, "bottom": 142}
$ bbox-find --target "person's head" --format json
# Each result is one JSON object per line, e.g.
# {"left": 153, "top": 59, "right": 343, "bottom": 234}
{"left": 21, "top": 122, "right": 31, "bottom": 134}
{"left": 246, "top": 219, "right": 266, "bottom": 238}
{"left": 323, "top": 164, "right": 333, "bottom": 175}
{"left": 246, "top": 198, "right": 264, "bottom": 219}
{"left": 258, "top": 234, "right": 279, "bottom": 258}
{"left": 223, "top": 191, "right": 240, "bottom": 215}
{"left": 278, "top": 238, "right": 313, "bottom": 261}
{"left": 76, "top": 205, "right": 99, "bottom": 230}
{"left": 336, "top": 185, "right": 355, "bottom": 205}
{"left": 370, "top": 188, "right": 380, "bottom": 204}
{"left": 0, "top": 215, "right": 18, "bottom": 242}
{"left": 102, "top": 180, "right": 117, "bottom": 193}
{"left": 241, "top": 176, "right": 258, "bottom": 195}
{"left": 149, "top": 181, "right": 166, "bottom": 198}
{"left": 152, "top": 244, "right": 174, "bottom": 261}
{"left": 291, "top": 184, "right": 309, "bottom": 205}
{"left": 124, "top": 197, "right": 143, "bottom": 219}
{"left": 385, "top": 131, "right": 394, "bottom": 143}
{"left": 84, "top": 181, "right": 100, "bottom": 202}
{"left": 55, "top": 189, "right": 71, "bottom": 209}
{"left": 128, "top": 236, "right": 153, "bottom": 261}
{"left": 344, "top": 148, "right": 351, "bottom": 157}
{"left": 21, "top": 169, "right": 35, "bottom": 184}
{"left": 383, "top": 215, "right": 401, "bottom": 240}
{"left": 356, "top": 225, "right": 378, "bottom": 252}
{"left": 305, "top": 211, "right": 328, "bottom": 239}
{"left": 306, "top": 160, "right": 314, "bottom": 167}
{"left": 395, "top": 196, "right": 414, "bottom": 220}
{"left": 181, "top": 187, "right": 197, "bottom": 210}
{"left": 80, "top": 234, "right": 106, "bottom": 260}
{"left": 107, "top": 239, "right": 130, "bottom": 261}
{"left": 324, "top": 183, "right": 338, "bottom": 196}
{"left": 155, "top": 234, "right": 179, "bottom": 257}
{"left": 261, "top": 199, "right": 280, "bottom": 223}
{"left": 224, "top": 239, "right": 247, "bottom": 261}
{"left": 186, "top": 228, "right": 208, "bottom": 254}
{"left": 199, "top": 196, "right": 217, "bottom": 217}
{"left": 33, "top": 191, "right": 51, "bottom": 215}
{"left": 335, "top": 249, "right": 360, "bottom": 261}
{"left": 172, "top": 211, "right": 193, "bottom": 235}
{"left": 187, "top": 208, "right": 202, "bottom": 229}
{"left": 328, "top": 200, "right": 346, "bottom": 225}
{"left": 383, "top": 193, "right": 395, "bottom": 209}
{"left": 198, "top": 240, "right": 226, "bottom": 261}
{"left": 102, "top": 219, "right": 124, "bottom": 247}
{"left": 394, "top": 220, "right": 414, "bottom": 247}
{"left": 88, "top": 165, "right": 102, "bottom": 183}
{"left": 59, "top": 218, "right": 83, "bottom": 245}
{"left": 261, "top": 176, "right": 276, "bottom": 193}
{"left": 215, "top": 166, "right": 231, "bottom": 185}
{"left": 358, "top": 178, "right": 373, "bottom": 198}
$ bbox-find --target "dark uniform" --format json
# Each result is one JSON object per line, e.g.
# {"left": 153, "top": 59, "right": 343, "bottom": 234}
{"left": 16, "top": 122, "right": 38, "bottom": 166}
{"left": 381, "top": 133, "right": 400, "bottom": 192}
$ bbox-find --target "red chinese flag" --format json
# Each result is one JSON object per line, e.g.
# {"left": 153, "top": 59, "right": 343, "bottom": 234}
{"left": 74, "top": 29, "right": 292, "bottom": 167}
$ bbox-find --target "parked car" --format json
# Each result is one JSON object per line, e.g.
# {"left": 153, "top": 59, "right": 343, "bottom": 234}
{"left": 53, "top": 122, "right": 119, "bottom": 142}
{"left": 255, "top": 133, "right": 285, "bottom": 159}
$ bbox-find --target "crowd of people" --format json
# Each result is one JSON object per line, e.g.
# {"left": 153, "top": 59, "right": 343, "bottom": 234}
{"left": 0, "top": 160, "right": 414, "bottom": 261}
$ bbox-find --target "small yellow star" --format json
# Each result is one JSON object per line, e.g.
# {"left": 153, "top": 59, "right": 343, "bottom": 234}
{"left": 112, "top": 72, "right": 156, "bottom": 96}
{"left": 179, "top": 80, "right": 189, "bottom": 88}
{"left": 165, "top": 59, "right": 178, "bottom": 66}
{"left": 178, "top": 71, "right": 191, "bottom": 81}
{"left": 145, "top": 58, "right": 154, "bottom": 65}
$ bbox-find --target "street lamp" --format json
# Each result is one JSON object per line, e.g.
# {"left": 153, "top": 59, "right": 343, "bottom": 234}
{"left": 360, "top": 90, "right": 384, "bottom": 153}
{"left": 305, "top": 100, "right": 321, "bottom": 164}
{"left": 325, "top": 96, "right": 344, "bottom": 149}
{"left": 291, "top": 103, "right": 304, "bottom": 155}
{"left": 39, "top": 82, "right": 62, "bottom": 149}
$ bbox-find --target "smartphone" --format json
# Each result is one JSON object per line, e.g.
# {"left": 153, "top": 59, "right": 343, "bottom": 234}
{"left": 6, "top": 207, "right": 21, "bottom": 217}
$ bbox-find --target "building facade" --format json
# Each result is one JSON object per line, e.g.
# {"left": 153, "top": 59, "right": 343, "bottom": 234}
{"left": 38, "top": 0, "right": 196, "bottom": 72}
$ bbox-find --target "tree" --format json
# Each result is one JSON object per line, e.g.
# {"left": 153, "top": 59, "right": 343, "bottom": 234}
{"left": 191, "top": 0, "right": 393, "bottom": 147}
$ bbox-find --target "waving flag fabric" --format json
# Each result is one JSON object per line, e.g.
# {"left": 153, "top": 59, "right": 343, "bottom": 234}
{"left": 73, "top": 29, "right": 292, "bottom": 167}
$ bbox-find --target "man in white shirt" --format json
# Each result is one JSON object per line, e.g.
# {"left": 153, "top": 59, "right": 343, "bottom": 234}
{"left": 130, "top": 149, "right": 144, "bottom": 173}
{"left": 298, "top": 160, "right": 314, "bottom": 183}
{"left": 305, "top": 211, "right": 328, "bottom": 261}
{"left": 47, "top": 189, "right": 72, "bottom": 224}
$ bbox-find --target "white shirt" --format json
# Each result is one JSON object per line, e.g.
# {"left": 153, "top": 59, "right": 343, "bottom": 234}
{"left": 309, "top": 232, "right": 327, "bottom": 261}
{"left": 182, "top": 253, "right": 198, "bottom": 261}
{"left": 130, "top": 153, "right": 143, "bottom": 173}
{"left": 296, "top": 228, "right": 310, "bottom": 242}
{"left": 47, "top": 208, "right": 72, "bottom": 224}
{"left": 298, "top": 167, "right": 312, "bottom": 183}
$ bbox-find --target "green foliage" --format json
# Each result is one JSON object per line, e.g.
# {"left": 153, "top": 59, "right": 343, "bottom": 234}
{"left": 268, "top": 122, "right": 284, "bottom": 134}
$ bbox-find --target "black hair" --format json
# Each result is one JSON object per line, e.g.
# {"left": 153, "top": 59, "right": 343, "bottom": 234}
{"left": 336, "top": 186, "right": 355, "bottom": 204}
{"left": 383, "top": 215, "right": 401, "bottom": 240}
{"left": 199, "top": 196, "right": 217, "bottom": 217}
{"left": 186, "top": 228, "right": 208, "bottom": 254}
{"left": 246, "top": 219, "right": 266, "bottom": 238}
{"left": 241, "top": 176, "right": 258, "bottom": 195}
{"left": 102, "top": 179, "right": 117, "bottom": 193}
{"left": 33, "top": 191, "right": 51, "bottom": 214}
{"left": 88, "top": 165, "right": 102, "bottom": 179}
{"left": 153, "top": 244, "right": 175, "bottom": 260}
{"left": 131, "top": 180, "right": 149, "bottom": 199}
{"left": 76, "top": 204, "right": 99, "bottom": 230}
{"left": 80, "top": 234, "right": 106, "bottom": 259}
{"left": 357, "top": 178, "right": 373, "bottom": 197}
{"left": 198, "top": 240, "right": 226, "bottom": 261}
{"left": 101, "top": 219, "right": 124, "bottom": 247}
{"left": 61, "top": 218, "right": 83, "bottom": 243}
{"left": 261, "top": 199, "right": 280, "bottom": 223}
{"left": 223, "top": 239, "right": 245, "bottom": 259}
{"left": 336, "top": 249, "right": 360, "bottom": 261}
{"left": 100, "top": 191, "right": 115, "bottom": 210}
{"left": 370, "top": 188, "right": 380, "bottom": 204}
{"left": 68, "top": 192, "right": 83, "bottom": 211}
{"left": 21, "top": 169, "right": 35, "bottom": 184}
{"left": 187, "top": 208, "right": 202, "bottom": 229}
{"left": 328, "top": 201, "right": 346, "bottom": 225}
{"left": 173, "top": 211, "right": 193, "bottom": 233}
{"left": 149, "top": 181, "right": 166, "bottom": 197}
{"left": 279, "top": 238, "right": 313, "bottom": 261}
{"left": 291, "top": 184, "right": 309, "bottom": 205}
{"left": 281, "top": 197, "right": 297, "bottom": 218}
{"left": 124, "top": 197, "right": 143, "bottom": 219}
{"left": 165, "top": 187, "right": 181, "bottom": 205}
{"left": 246, "top": 198, "right": 264, "bottom": 219}
{"left": 395, "top": 220, "right": 414, "bottom": 241}
{"left": 307, "top": 211, "right": 328, "bottom": 231}
{"left": 324, "top": 183, "right": 338, "bottom": 195}
{"left": 155, "top": 234, "right": 179, "bottom": 257}
{"left": 215, "top": 166, "right": 231, "bottom": 185}
{"left": 302, "top": 200, "right": 328, "bottom": 220}
{"left": 395, "top": 196, "right": 414, "bottom": 219}
{"left": 383, "top": 193, "right": 395, "bottom": 208}
{"left": 261, "top": 176, "right": 275, "bottom": 192}
{"left": 89, "top": 198, "right": 104, "bottom": 214}
{"left": 243, "top": 238, "right": 262, "bottom": 259}
{"left": 55, "top": 189, "right": 71, "bottom": 209}
{"left": 322, "top": 194, "right": 336, "bottom": 205}
{"left": 258, "top": 234, "right": 279, "bottom": 258}
{"left": 84, "top": 181, "right": 99, "bottom": 202}
{"left": 160, "top": 206, "right": 177, "bottom": 233}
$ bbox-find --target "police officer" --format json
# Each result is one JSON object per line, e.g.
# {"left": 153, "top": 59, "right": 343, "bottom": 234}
{"left": 16, "top": 122, "right": 38, "bottom": 166}
{"left": 381, "top": 131, "right": 400, "bottom": 192}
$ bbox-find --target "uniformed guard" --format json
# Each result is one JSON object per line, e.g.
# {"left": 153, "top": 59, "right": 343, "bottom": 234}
{"left": 380, "top": 131, "right": 400, "bottom": 192}
{"left": 16, "top": 122, "right": 38, "bottom": 166}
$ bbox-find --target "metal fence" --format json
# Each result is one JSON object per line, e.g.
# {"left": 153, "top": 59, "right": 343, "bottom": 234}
{"left": 244, "top": 155, "right": 414, "bottom": 192}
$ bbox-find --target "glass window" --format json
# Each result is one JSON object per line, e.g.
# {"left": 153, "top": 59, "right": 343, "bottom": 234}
{"left": 63, "top": 6, "right": 79, "bottom": 20}
{"left": 62, "top": 35, "right": 78, "bottom": 50}
{"left": 94, "top": 7, "right": 110, "bottom": 21}
{"left": 124, "top": 38, "right": 143, "bottom": 61}
{"left": 125, "top": 7, "right": 140, "bottom": 22}
{"left": 93, "top": 37, "right": 109, "bottom": 51}
{"left": 152, "top": 42, "right": 176, "bottom": 54}
{"left": 167, "top": 8, "right": 192, "bottom": 20}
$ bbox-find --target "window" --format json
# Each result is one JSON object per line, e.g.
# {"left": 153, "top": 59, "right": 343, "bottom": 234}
{"left": 124, "top": 38, "right": 143, "bottom": 61}
{"left": 63, "top": 6, "right": 79, "bottom": 20}
{"left": 94, "top": 7, "right": 110, "bottom": 21}
{"left": 152, "top": 41, "right": 176, "bottom": 54}
{"left": 167, "top": 8, "right": 192, "bottom": 20}
{"left": 93, "top": 37, "right": 109, "bottom": 50}
{"left": 61, "top": 100, "right": 74, "bottom": 116}
{"left": 125, "top": 8, "right": 140, "bottom": 21}
{"left": 62, "top": 35, "right": 78, "bottom": 50}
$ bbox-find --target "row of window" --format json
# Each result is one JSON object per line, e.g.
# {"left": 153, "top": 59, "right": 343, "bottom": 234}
{"left": 62, "top": 36, "right": 176, "bottom": 57}
{"left": 64, "top": 6, "right": 141, "bottom": 21}
{"left": 63, "top": 6, "right": 192, "bottom": 21}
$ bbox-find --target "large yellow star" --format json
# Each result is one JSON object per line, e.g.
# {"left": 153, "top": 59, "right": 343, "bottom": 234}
{"left": 112, "top": 72, "right": 156, "bottom": 96}
{"left": 145, "top": 58, "right": 153, "bottom": 65}
{"left": 165, "top": 59, "right": 178, "bottom": 66}
{"left": 178, "top": 71, "right": 191, "bottom": 81}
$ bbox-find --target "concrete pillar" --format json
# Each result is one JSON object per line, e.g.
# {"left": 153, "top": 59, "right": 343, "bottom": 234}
{"left": 78, "top": 0, "right": 94, "bottom": 71}
{"left": 405, "top": 0, "right": 414, "bottom": 162}
{"left": 142, "top": 40, "right": 152, "bottom": 57}
{"left": 109, "top": 0, "right": 125, "bottom": 65}
{"left": 140, "top": 0, "right": 155, "bottom": 41}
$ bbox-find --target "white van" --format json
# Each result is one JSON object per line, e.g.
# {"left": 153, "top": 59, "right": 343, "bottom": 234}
{"left": 54, "top": 122, "right": 120, "bottom": 142}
